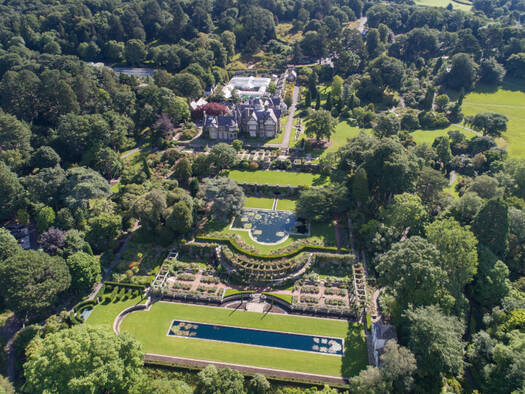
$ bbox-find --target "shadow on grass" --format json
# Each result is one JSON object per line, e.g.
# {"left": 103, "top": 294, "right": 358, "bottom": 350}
{"left": 312, "top": 175, "right": 329, "bottom": 186}
{"left": 340, "top": 321, "right": 368, "bottom": 378}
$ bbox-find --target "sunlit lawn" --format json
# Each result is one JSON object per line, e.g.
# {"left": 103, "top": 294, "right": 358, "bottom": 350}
{"left": 120, "top": 302, "right": 367, "bottom": 377}
{"left": 244, "top": 197, "right": 275, "bottom": 210}
{"left": 227, "top": 170, "right": 329, "bottom": 187}
{"left": 462, "top": 82, "right": 525, "bottom": 158}
{"left": 276, "top": 198, "right": 296, "bottom": 211}
{"left": 410, "top": 125, "right": 477, "bottom": 145}
{"left": 414, "top": 0, "right": 472, "bottom": 12}
{"left": 86, "top": 296, "right": 146, "bottom": 328}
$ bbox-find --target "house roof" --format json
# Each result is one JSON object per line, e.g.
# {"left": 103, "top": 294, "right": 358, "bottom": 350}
{"left": 204, "top": 115, "right": 237, "bottom": 128}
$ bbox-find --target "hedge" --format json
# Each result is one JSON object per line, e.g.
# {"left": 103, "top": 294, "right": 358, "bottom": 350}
{"left": 365, "top": 313, "right": 372, "bottom": 331}
{"left": 104, "top": 281, "right": 146, "bottom": 290}
{"left": 196, "top": 235, "right": 349, "bottom": 260}
{"left": 73, "top": 299, "right": 97, "bottom": 312}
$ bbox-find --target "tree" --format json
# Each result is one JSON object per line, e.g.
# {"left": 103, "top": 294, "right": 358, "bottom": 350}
{"left": 92, "top": 148, "right": 123, "bottom": 180}
{"left": 352, "top": 167, "right": 369, "bottom": 206}
{"left": 472, "top": 198, "right": 509, "bottom": 257}
{"left": 404, "top": 305, "right": 465, "bottom": 386}
{"left": 381, "top": 340, "right": 417, "bottom": 393}
{"left": 479, "top": 57, "right": 506, "bottom": 85}
{"left": 471, "top": 112, "right": 508, "bottom": 137}
{"left": 0, "top": 162, "right": 24, "bottom": 220}
{"left": 166, "top": 200, "right": 193, "bottom": 235}
{"left": 0, "top": 110, "right": 32, "bottom": 168}
{"left": 124, "top": 39, "right": 146, "bottom": 66}
{"left": 368, "top": 55, "right": 405, "bottom": 90}
{"left": 23, "top": 166, "right": 66, "bottom": 207}
{"left": 132, "top": 189, "right": 168, "bottom": 234}
{"left": 24, "top": 325, "right": 144, "bottom": 393}
{"left": 426, "top": 218, "right": 478, "bottom": 313}
{"left": 472, "top": 245, "right": 510, "bottom": 307}
{"left": 305, "top": 110, "right": 336, "bottom": 142}
{"left": 443, "top": 53, "right": 479, "bottom": 91}
{"left": 450, "top": 192, "right": 483, "bottom": 225}
{"left": 61, "top": 167, "right": 111, "bottom": 210}
{"left": 137, "top": 378, "right": 192, "bottom": 394}
{"left": 248, "top": 374, "right": 271, "bottom": 393}
{"left": 86, "top": 213, "right": 122, "bottom": 253}
{"left": 383, "top": 193, "right": 429, "bottom": 236}
{"left": 35, "top": 206, "right": 55, "bottom": 233}
{"left": 433, "top": 136, "right": 452, "bottom": 168}
{"left": 39, "top": 227, "right": 66, "bottom": 256}
{"left": 208, "top": 143, "right": 237, "bottom": 172}
{"left": 202, "top": 177, "right": 245, "bottom": 223}
{"left": 0, "top": 228, "right": 19, "bottom": 261}
{"left": 506, "top": 53, "right": 525, "bottom": 79}
{"left": 349, "top": 366, "right": 389, "bottom": 393}
{"left": 171, "top": 73, "right": 204, "bottom": 99}
{"left": 376, "top": 237, "right": 450, "bottom": 310}
{"left": 31, "top": 146, "right": 61, "bottom": 169}
{"left": 173, "top": 158, "right": 192, "bottom": 186}
{"left": 197, "top": 365, "right": 245, "bottom": 394}
{"left": 467, "top": 174, "right": 503, "bottom": 199}
{"left": 0, "top": 250, "right": 70, "bottom": 319}
{"left": 331, "top": 75, "right": 344, "bottom": 101}
{"left": 66, "top": 252, "right": 101, "bottom": 294}
{"left": 435, "top": 94, "right": 450, "bottom": 112}
{"left": 374, "top": 113, "right": 400, "bottom": 138}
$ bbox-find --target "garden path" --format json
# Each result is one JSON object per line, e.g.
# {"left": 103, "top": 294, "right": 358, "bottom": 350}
{"left": 281, "top": 85, "right": 300, "bottom": 148}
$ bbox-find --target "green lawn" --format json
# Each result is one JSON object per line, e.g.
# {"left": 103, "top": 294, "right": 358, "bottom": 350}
{"left": 444, "top": 172, "right": 461, "bottom": 199}
{"left": 410, "top": 125, "right": 477, "bottom": 145}
{"left": 86, "top": 296, "right": 146, "bottom": 328}
{"left": 462, "top": 83, "right": 525, "bottom": 158}
{"left": 244, "top": 197, "right": 275, "bottom": 210}
{"left": 120, "top": 302, "right": 367, "bottom": 377}
{"left": 414, "top": 0, "right": 472, "bottom": 12}
{"left": 276, "top": 198, "right": 296, "bottom": 211}
{"left": 227, "top": 170, "right": 329, "bottom": 187}
{"left": 323, "top": 122, "right": 371, "bottom": 157}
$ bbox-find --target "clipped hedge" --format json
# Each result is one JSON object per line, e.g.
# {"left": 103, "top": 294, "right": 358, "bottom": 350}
{"left": 263, "top": 292, "right": 293, "bottom": 304}
{"left": 196, "top": 235, "right": 349, "bottom": 260}
{"left": 104, "top": 281, "right": 146, "bottom": 290}
{"left": 223, "top": 289, "right": 255, "bottom": 298}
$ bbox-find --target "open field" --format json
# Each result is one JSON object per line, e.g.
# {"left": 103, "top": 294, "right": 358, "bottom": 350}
{"left": 462, "top": 83, "right": 525, "bottom": 158}
{"left": 120, "top": 302, "right": 367, "bottom": 377}
{"left": 227, "top": 170, "right": 329, "bottom": 187}
{"left": 86, "top": 296, "right": 145, "bottom": 328}
{"left": 414, "top": 0, "right": 472, "bottom": 12}
{"left": 276, "top": 23, "right": 303, "bottom": 44}
{"left": 276, "top": 198, "right": 296, "bottom": 211}
{"left": 244, "top": 197, "right": 275, "bottom": 210}
{"left": 410, "top": 125, "right": 477, "bottom": 145}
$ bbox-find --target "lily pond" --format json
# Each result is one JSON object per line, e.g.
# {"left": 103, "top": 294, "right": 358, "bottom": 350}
{"left": 168, "top": 320, "right": 344, "bottom": 356}
{"left": 231, "top": 209, "right": 309, "bottom": 244}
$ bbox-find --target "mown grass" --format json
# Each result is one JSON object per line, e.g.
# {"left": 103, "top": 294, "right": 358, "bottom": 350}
{"left": 227, "top": 170, "right": 329, "bottom": 187}
{"left": 244, "top": 197, "right": 275, "bottom": 210}
{"left": 120, "top": 302, "right": 367, "bottom": 377}
{"left": 414, "top": 0, "right": 472, "bottom": 12}
{"left": 276, "top": 198, "right": 296, "bottom": 211}
{"left": 86, "top": 296, "right": 145, "bottom": 328}
{"left": 462, "top": 83, "right": 525, "bottom": 158}
{"left": 410, "top": 125, "right": 477, "bottom": 145}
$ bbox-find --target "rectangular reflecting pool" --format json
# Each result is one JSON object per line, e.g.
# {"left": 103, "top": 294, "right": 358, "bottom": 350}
{"left": 168, "top": 320, "right": 344, "bottom": 356}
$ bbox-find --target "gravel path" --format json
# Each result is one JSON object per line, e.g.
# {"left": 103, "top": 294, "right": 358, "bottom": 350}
{"left": 281, "top": 85, "right": 300, "bottom": 148}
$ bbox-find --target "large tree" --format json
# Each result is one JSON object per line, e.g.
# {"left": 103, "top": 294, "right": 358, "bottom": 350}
{"left": 86, "top": 212, "right": 122, "bottom": 253}
{"left": 202, "top": 177, "right": 245, "bottom": 223}
{"left": 472, "top": 198, "right": 509, "bottom": 258}
{"left": 24, "top": 325, "right": 144, "bottom": 393}
{"left": 376, "top": 237, "right": 450, "bottom": 310}
{"left": 472, "top": 245, "right": 510, "bottom": 307}
{"left": 382, "top": 193, "right": 429, "bottom": 236}
{"left": 66, "top": 252, "right": 101, "bottom": 294}
{"left": 197, "top": 365, "right": 245, "bottom": 394}
{"left": 404, "top": 305, "right": 465, "bottom": 386}
{"left": 0, "top": 227, "right": 20, "bottom": 260}
{"left": 0, "top": 250, "right": 70, "bottom": 319}
{"left": 61, "top": 167, "right": 111, "bottom": 210}
{"left": 0, "top": 161, "right": 24, "bottom": 220}
{"left": 305, "top": 110, "right": 337, "bottom": 142}
{"left": 208, "top": 143, "right": 237, "bottom": 172}
{"left": 426, "top": 218, "right": 478, "bottom": 313}
{"left": 443, "top": 53, "right": 479, "bottom": 90}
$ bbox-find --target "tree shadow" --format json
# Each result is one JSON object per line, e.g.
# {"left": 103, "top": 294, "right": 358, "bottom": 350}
{"left": 312, "top": 175, "right": 329, "bottom": 186}
{"left": 340, "top": 320, "right": 369, "bottom": 379}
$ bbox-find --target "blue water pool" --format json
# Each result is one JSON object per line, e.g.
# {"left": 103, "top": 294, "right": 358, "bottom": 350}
{"left": 231, "top": 209, "right": 309, "bottom": 244}
{"left": 168, "top": 320, "right": 344, "bottom": 356}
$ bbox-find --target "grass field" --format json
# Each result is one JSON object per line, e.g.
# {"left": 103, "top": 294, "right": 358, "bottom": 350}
{"left": 462, "top": 83, "right": 525, "bottom": 158}
{"left": 244, "top": 197, "right": 275, "bottom": 210}
{"left": 414, "top": 0, "right": 472, "bottom": 12}
{"left": 276, "top": 198, "right": 296, "bottom": 211}
{"left": 86, "top": 296, "right": 146, "bottom": 328}
{"left": 410, "top": 125, "right": 477, "bottom": 145}
{"left": 227, "top": 170, "right": 329, "bottom": 187}
{"left": 120, "top": 302, "right": 367, "bottom": 377}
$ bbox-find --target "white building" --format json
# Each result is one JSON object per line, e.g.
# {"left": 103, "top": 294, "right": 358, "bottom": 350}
{"left": 223, "top": 76, "right": 272, "bottom": 99}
